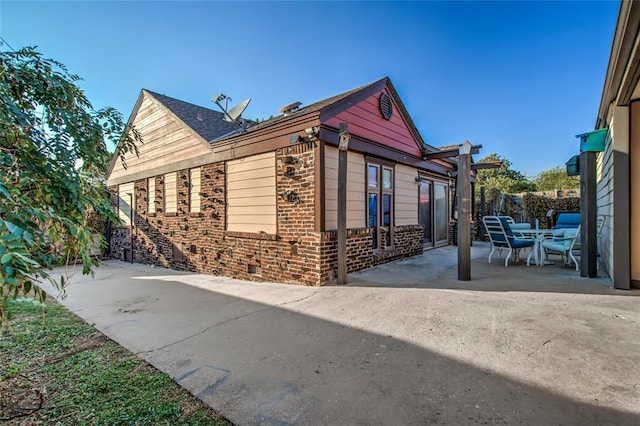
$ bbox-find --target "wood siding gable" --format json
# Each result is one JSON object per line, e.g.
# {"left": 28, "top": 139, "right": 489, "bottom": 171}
{"left": 320, "top": 78, "right": 426, "bottom": 158}
{"left": 107, "top": 91, "right": 212, "bottom": 186}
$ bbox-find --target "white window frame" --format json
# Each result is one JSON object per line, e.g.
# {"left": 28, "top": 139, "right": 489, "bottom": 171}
{"left": 366, "top": 161, "right": 394, "bottom": 248}
{"left": 148, "top": 177, "right": 156, "bottom": 214}
{"left": 164, "top": 172, "right": 177, "bottom": 213}
{"left": 189, "top": 167, "right": 201, "bottom": 213}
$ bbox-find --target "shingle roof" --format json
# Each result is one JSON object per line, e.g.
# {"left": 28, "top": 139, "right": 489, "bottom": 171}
{"left": 145, "top": 90, "right": 243, "bottom": 142}
{"left": 223, "top": 79, "right": 385, "bottom": 138}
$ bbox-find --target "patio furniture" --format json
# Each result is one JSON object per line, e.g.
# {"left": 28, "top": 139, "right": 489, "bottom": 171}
{"left": 555, "top": 212, "right": 580, "bottom": 229}
{"left": 516, "top": 227, "right": 556, "bottom": 266}
{"left": 504, "top": 219, "right": 534, "bottom": 259}
{"left": 498, "top": 216, "right": 532, "bottom": 236}
{"left": 540, "top": 226, "right": 581, "bottom": 271}
{"left": 482, "top": 216, "right": 535, "bottom": 267}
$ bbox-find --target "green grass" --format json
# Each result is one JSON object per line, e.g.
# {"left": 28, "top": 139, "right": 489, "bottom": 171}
{"left": 0, "top": 300, "right": 231, "bottom": 425}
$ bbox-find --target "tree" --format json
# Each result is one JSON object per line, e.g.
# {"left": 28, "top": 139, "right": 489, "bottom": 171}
{"left": 0, "top": 47, "right": 141, "bottom": 325}
{"left": 474, "top": 153, "right": 536, "bottom": 195}
{"left": 533, "top": 166, "right": 579, "bottom": 191}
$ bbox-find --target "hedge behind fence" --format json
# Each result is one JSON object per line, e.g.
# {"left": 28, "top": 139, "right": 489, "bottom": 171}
{"left": 522, "top": 193, "right": 580, "bottom": 227}
{"left": 475, "top": 191, "right": 580, "bottom": 240}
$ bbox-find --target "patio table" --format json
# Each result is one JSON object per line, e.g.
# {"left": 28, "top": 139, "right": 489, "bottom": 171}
{"left": 516, "top": 228, "right": 556, "bottom": 266}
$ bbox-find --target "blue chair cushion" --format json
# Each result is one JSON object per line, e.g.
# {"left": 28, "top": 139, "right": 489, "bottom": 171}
{"left": 498, "top": 217, "right": 514, "bottom": 236}
{"left": 556, "top": 213, "right": 580, "bottom": 229}
{"left": 512, "top": 238, "right": 535, "bottom": 249}
{"left": 552, "top": 229, "right": 565, "bottom": 243}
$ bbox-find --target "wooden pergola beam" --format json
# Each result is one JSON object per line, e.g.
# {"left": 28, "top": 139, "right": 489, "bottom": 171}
{"left": 471, "top": 161, "right": 503, "bottom": 170}
{"left": 423, "top": 144, "right": 483, "bottom": 160}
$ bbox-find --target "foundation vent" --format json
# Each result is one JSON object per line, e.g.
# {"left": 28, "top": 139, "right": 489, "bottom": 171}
{"left": 248, "top": 264, "right": 262, "bottom": 275}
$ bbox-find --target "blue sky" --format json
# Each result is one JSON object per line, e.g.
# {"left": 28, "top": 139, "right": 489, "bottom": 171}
{"left": 1, "top": 1, "right": 619, "bottom": 177}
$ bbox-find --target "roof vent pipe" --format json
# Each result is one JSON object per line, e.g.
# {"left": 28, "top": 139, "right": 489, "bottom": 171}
{"left": 279, "top": 101, "right": 302, "bottom": 116}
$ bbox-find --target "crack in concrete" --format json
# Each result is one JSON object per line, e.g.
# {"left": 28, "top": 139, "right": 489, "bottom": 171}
{"left": 137, "top": 291, "right": 319, "bottom": 355}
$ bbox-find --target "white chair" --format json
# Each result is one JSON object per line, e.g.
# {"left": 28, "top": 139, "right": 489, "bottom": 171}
{"left": 483, "top": 216, "right": 535, "bottom": 267}
{"left": 540, "top": 226, "right": 580, "bottom": 271}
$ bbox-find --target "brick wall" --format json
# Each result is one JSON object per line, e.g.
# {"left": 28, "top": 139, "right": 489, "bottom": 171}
{"left": 110, "top": 142, "right": 425, "bottom": 286}
{"left": 110, "top": 142, "right": 323, "bottom": 286}
{"left": 319, "top": 225, "right": 423, "bottom": 283}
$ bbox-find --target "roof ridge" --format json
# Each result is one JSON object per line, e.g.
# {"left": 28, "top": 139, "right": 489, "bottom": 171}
{"left": 297, "top": 77, "right": 387, "bottom": 113}
{"left": 144, "top": 89, "right": 220, "bottom": 114}
{"left": 144, "top": 89, "right": 242, "bottom": 142}
{"left": 221, "top": 77, "right": 388, "bottom": 138}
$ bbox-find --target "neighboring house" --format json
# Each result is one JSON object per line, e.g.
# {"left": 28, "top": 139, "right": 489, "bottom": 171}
{"left": 593, "top": 0, "right": 639, "bottom": 290}
{"left": 106, "top": 77, "right": 462, "bottom": 285}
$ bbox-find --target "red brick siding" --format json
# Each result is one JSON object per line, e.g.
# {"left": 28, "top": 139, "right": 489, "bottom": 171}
{"left": 319, "top": 225, "right": 423, "bottom": 283}
{"left": 110, "top": 143, "right": 322, "bottom": 286}
{"left": 109, "top": 142, "right": 425, "bottom": 286}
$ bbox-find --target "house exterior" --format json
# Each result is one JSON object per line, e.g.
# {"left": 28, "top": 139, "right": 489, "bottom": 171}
{"left": 593, "top": 0, "right": 639, "bottom": 290}
{"left": 107, "top": 77, "right": 461, "bottom": 286}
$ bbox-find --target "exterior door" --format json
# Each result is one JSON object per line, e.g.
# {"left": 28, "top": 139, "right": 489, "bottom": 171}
{"left": 434, "top": 183, "right": 449, "bottom": 245}
{"left": 420, "top": 179, "right": 449, "bottom": 247}
{"left": 419, "top": 181, "right": 432, "bottom": 244}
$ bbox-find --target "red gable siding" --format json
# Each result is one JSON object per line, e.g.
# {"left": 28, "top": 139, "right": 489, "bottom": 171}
{"left": 323, "top": 89, "right": 422, "bottom": 157}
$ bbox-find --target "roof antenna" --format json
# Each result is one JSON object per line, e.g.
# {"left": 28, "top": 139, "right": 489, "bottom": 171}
{"left": 212, "top": 93, "right": 251, "bottom": 132}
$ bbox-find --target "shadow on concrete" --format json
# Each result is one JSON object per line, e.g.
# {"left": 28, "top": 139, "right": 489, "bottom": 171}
{"left": 348, "top": 242, "right": 640, "bottom": 296}
{"left": 56, "top": 267, "right": 640, "bottom": 425}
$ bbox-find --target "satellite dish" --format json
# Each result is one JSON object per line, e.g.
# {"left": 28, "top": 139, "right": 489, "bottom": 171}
{"left": 225, "top": 98, "right": 251, "bottom": 123}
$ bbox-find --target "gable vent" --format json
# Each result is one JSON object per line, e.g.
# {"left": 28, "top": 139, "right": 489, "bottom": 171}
{"left": 280, "top": 101, "right": 302, "bottom": 116}
{"left": 379, "top": 93, "right": 393, "bottom": 120}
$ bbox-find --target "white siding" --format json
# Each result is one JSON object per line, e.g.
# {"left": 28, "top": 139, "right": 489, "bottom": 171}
{"left": 190, "top": 168, "right": 201, "bottom": 213}
{"left": 108, "top": 94, "right": 210, "bottom": 183}
{"left": 395, "top": 164, "right": 419, "bottom": 226}
{"left": 164, "top": 172, "right": 177, "bottom": 213}
{"left": 227, "top": 152, "right": 276, "bottom": 234}
{"left": 324, "top": 146, "right": 366, "bottom": 230}
{"left": 118, "top": 182, "right": 134, "bottom": 226}
{"left": 148, "top": 178, "right": 156, "bottom": 214}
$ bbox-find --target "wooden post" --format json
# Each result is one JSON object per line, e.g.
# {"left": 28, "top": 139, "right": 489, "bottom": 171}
{"left": 457, "top": 141, "right": 472, "bottom": 281}
{"left": 479, "top": 186, "right": 486, "bottom": 240}
{"left": 580, "top": 151, "right": 597, "bottom": 278}
{"left": 337, "top": 123, "right": 350, "bottom": 284}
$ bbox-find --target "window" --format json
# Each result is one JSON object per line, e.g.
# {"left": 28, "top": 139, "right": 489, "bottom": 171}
{"left": 190, "top": 168, "right": 201, "bottom": 213}
{"left": 367, "top": 162, "right": 393, "bottom": 248}
{"left": 148, "top": 178, "right": 155, "bottom": 214}
{"left": 118, "top": 182, "right": 134, "bottom": 226}
{"left": 164, "top": 172, "right": 177, "bottom": 213}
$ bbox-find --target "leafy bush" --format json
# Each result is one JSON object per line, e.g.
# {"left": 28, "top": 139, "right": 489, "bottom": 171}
{"left": 0, "top": 47, "right": 141, "bottom": 324}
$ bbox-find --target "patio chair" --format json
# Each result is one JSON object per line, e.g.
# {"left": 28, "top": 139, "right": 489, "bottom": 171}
{"left": 482, "top": 216, "right": 535, "bottom": 267}
{"left": 540, "top": 226, "right": 580, "bottom": 271}
{"left": 554, "top": 212, "right": 580, "bottom": 229}
{"left": 568, "top": 215, "right": 604, "bottom": 263}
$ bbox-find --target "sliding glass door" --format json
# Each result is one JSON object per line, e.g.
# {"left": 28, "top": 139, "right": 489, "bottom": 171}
{"left": 419, "top": 179, "right": 449, "bottom": 247}
{"left": 419, "top": 181, "right": 432, "bottom": 244}
{"left": 434, "top": 183, "right": 449, "bottom": 245}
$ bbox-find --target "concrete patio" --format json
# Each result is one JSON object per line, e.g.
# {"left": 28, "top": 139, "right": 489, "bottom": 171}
{"left": 43, "top": 242, "right": 640, "bottom": 425}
